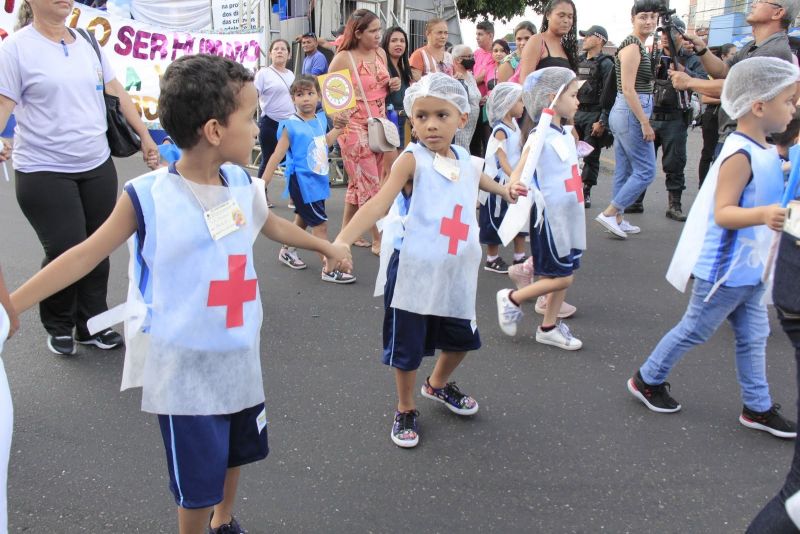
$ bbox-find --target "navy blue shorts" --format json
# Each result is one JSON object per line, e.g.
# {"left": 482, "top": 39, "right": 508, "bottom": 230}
{"left": 158, "top": 403, "right": 269, "bottom": 509}
{"left": 478, "top": 192, "right": 527, "bottom": 245}
{"left": 529, "top": 212, "right": 581, "bottom": 278}
{"left": 288, "top": 175, "right": 327, "bottom": 227}
{"left": 382, "top": 250, "right": 481, "bottom": 371}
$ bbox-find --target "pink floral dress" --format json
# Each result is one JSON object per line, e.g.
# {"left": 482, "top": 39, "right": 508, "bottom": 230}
{"left": 340, "top": 53, "right": 390, "bottom": 207}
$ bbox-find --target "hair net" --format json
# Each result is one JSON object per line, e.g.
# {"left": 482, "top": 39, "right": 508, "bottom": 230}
{"left": 486, "top": 82, "right": 523, "bottom": 127}
{"left": 721, "top": 57, "right": 800, "bottom": 120}
{"left": 522, "top": 67, "right": 576, "bottom": 121}
{"left": 403, "top": 72, "right": 470, "bottom": 117}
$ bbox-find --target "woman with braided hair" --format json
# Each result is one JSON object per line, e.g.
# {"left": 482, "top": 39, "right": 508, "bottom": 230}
{"left": 518, "top": 0, "right": 578, "bottom": 83}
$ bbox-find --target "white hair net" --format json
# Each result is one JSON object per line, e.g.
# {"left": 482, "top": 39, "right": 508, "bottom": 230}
{"left": 721, "top": 57, "right": 800, "bottom": 120}
{"left": 403, "top": 72, "right": 470, "bottom": 117}
{"left": 486, "top": 82, "right": 523, "bottom": 127}
{"left": 522, "top": 67, "right": 576, "bottom": 121}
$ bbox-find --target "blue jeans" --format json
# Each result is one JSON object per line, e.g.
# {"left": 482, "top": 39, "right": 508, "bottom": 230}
{"left": 639, "top": 278, "right": 772, "bottom": 412}
{"left": 608, "top": 93, "right": 656, "bottom": 211}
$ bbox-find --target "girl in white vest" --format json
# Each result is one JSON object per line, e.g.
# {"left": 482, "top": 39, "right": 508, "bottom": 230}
{"left": 0, "top": 265, "right": 17, "bottom": 534}
{"left": 495, "top": 67, "right": 586, "bottom": 351}
{"left": 9, "top": 55, "right": 351, "bottom": 534}
{"left": 627, "top": 57, "right": 798, "bottom": 440}
{"left": 334, "top": 73, "right": 525, "bottom": 448}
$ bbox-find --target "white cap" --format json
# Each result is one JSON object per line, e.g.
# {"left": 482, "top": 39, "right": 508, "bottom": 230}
{"left": 403, "top": 72, "right": 470, "bottom": 117}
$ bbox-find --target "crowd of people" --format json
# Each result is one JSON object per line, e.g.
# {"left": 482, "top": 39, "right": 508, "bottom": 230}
{"left": 1, "top": 0, "right": 800, "bottom": 532}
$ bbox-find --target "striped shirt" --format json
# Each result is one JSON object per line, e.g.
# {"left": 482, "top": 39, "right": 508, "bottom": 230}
{"left": 615, "top": 35, "right": 653, "bottom": 94}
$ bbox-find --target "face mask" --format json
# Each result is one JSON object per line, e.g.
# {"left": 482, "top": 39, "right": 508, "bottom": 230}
{"left": 461, "top": 58, "right": 475, "bottom": 70}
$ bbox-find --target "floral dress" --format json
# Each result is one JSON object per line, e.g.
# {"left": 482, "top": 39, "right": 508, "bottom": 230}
{"left": 340, "top": 54, "right": 390, "bottom": 207}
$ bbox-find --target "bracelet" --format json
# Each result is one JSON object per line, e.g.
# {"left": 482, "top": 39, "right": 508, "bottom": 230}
{"left": 696, "top": 47, "right": 708, "bottom": 57}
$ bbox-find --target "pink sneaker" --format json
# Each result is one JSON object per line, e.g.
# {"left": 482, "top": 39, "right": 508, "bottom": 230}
{"left": 535, "top": 296, "right": 577, "bottom": 319}
{"left": 507, "top": 257, "right": 534, "bottom": 289}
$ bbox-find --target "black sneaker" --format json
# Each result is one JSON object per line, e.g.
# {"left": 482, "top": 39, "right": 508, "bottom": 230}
{"left": 391, "top": 409, "right": 419, "bottom": 448}
{"left": 626, "top": 202, "right": 644, "bottom": 214}
{"left": 484, "top": 257, "right": 509, "bottom": 274}
{"left": 208, "top": 515, "right": 247, "bottom": 534}
{"left": 626, "top": 371, "right": 681, "bottom": 413}
{"left": 739, "top": 404, "right": 797, "bottom": 439}
{"left": 512, "top": 256, "right": 528, "bottom": 265}
{"left": 583, "top": 187, "right": 592, "bottom": 209}
{"left": 75, "top": 329, "right": 124, "bottom": 350}
{"left": 47, "top": 335, "right": 77, "bottom": 356}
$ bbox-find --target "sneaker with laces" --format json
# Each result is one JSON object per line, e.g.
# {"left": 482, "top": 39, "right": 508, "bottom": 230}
{"left": 496, "top": 289, "right": 523, "bottom": 336}
{"left": 508, "top": 257, "right": 534, "bottom": 289}
{"left": 626, "top": 371, "right": 681, "bottom": 413}
{"left": 484, "top": 256, "right": 510, "bottom": 273}
{"left": 321, "top": 269, "right": 356, "bottom": 284}
{"left": 208, "top": 516, "right": 247, "bottom": 534}
{"left": 75, "top": 329, "right": 123, "bottom": 350}
{"left": 739, "top": 404, "right": 797, "bottom": 439}
{"left": 47, "top": 335, "right": 77, "bottom": 356}
{"left": 278, "top": 247, "right": 307, "bottom": 270}
{"left": 595, "top": 213, "right": 627, "bottom": 239}
{"left": 421, "top": 378, "right": 479, "bottom": 415}
{"left": 619, "top": 219, "right": 641, "bottom": 234}
{"left": 536, "top": 322, "right": 583, "bottom": 350}
{"left": 391, "top": 410, "right": 420, "bottom": 448}
{"left": 534, "top": 296, "right": 577, "bottom": 319}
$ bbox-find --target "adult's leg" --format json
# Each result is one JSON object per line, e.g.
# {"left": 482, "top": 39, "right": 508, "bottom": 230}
{"left": 74, "top": 158, "right": 118, "bottom": 338}
{"left": 661, "top": 117, "right": 689, "bottom": 220}
{"left": 15, "top": 169, "right": 86, "bottom": 336}
{"left": 609, "top": 106, "right": 656, "bottom": 212}
{"left": 257, "top": 115, "right": 279, "bottom": 180}
{"left": 576, "top": 112, "right": 602, "bottom": 190}
{"left": 699, "top": 107, "right": 719, "bottom": 186}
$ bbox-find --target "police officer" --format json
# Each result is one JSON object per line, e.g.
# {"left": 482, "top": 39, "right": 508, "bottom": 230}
{"left": 630, "top": 16, "right": 706, "bottom": 221}
{"left": 575, "top": 25, "right": 614, "bottom": 209}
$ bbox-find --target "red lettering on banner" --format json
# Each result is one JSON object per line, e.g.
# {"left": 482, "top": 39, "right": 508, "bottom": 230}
{"left": 115, "top": 25, "right": 134, "bottom": 55}
{"left": 149, "top": 33, "right": 168, "bottom": 60}
{"left": 172, "top": 34, "right": 195, "bottom": 60}
{"left": 132, "top": 30, "right": 150, "bottom": 59}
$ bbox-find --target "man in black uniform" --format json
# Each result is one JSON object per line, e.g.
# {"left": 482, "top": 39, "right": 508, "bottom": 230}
{"left": 631, "top": 16, "right": 706, "bottom": 221}
{"left": 575, "top": 25, "right": 614, "bottom": 209}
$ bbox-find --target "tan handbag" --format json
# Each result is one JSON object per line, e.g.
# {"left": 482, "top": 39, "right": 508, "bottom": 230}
{"left": 347, "top": 52, "right": 400, "bottom": 153}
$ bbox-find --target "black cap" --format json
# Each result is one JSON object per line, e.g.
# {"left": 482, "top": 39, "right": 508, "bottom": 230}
{"left": 579, "top": 25, "right": 608, "bottom": 42}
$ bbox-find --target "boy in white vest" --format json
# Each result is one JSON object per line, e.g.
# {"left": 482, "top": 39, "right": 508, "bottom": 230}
{"left": 10, "top": 55, "right": 350, "bottom": 534}
{"left": 334, "top": 73, "right": 526, "bottom": 448}
{"left": 627, "top": 57, "right": 798, "bottom": 439}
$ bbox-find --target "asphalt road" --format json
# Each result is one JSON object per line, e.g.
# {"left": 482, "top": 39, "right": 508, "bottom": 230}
{"left": 1, "top": 129, "right": 797, "bottom": 533}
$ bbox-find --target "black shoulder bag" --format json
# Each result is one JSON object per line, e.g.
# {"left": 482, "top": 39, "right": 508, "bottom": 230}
{"left": 76, "top": 29, "right": 142, "bottom": 158}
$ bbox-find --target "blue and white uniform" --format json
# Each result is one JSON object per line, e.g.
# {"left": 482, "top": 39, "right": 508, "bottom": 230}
{"left": 279, "top": 111, "right": 330, "bottom": 226}
{"left": 479, "top": 119, "right": 523, "bottom": 245}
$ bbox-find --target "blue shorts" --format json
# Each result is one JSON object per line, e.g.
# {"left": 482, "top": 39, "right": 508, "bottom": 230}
{"left": 529, "top": 211, "right": 581, "bottom": 278}
{"left": 382, "top": 250, "right": 481, "bottom": 371}
{"left": 158, "top": 403, "right": 269, "bottom": 509}
{"left": 478, "top": 189, "right": 527, "bottom": 246}
{"left": 288, "top": 174, "right": 327, "bottom": 227}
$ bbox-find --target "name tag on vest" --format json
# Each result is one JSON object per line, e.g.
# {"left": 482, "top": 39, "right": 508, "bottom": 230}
{"left": 204, "top": 199, "right": 246, "bottom": 240}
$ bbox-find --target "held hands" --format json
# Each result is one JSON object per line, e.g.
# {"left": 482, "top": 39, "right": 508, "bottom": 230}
{"left": 504, "top": 182, "right": 529, "bottom": 204}
{"left": 590, "top": 122, "right": 605, "bottom": 137}
{"left": 763, "top": 205, "right": 787, "bottom": 232}
{"left": 641, "top": 122, "right": 656, "bottom": 142}
{"left": 326, "top": 240, "right": 353, "bottom": 273}
{"left": 141, "top": 137, "right": 160, "bottom": 170}
{"left": 388, "top": 77, "right": 401, "bottom": 92}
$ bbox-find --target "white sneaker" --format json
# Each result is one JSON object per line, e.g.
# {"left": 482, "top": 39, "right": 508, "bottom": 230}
{"left": 594, "top": 213, "right": 627, "bottom": 239}
{"left": 321, "top": 269, "right": 356, "bottom": 284}
{"left": 278, "top": 247, "right": 307, "bottom": 270}
{"left": 534, "top": 296, "right": 577, "bottom": 319}
{"left": 496, "top": 289, "right": 523, "bottom": 336}
{"left": 619, "top": 219, "right": 641, "bottom": 234}
{"left": 535, "top": 322, "right": 583, "bottom": 351}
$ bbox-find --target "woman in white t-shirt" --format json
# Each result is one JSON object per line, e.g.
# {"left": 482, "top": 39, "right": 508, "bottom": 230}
{"left": 0, "top": 0, "right": 158, "bottom": 357}
{"left": 255, "top": 39, "right": 296, "bottom": 203}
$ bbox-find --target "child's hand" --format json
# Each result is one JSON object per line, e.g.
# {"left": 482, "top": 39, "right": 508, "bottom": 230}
{"left": 763, "top": 205, "right": 787, "bottom": 231}
{"left": 504, "top": 182, "right": 528, "bottom": 204}
{"left": 6, "top": 305, "right": 18, "bottom": 340}
{"left": 333, "top": 113, "right": 348, "bottom": 130}
{"left": 326, "top": 241, "right": 352, "bottom": 272}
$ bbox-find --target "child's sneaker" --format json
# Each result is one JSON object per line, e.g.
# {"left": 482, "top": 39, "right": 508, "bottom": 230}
{"left": 208, "top": 515, "right": 247, "bottom": 533}
{"left": 278, "top": 247, "right": 307, "bottom": 270}
{"left": 535, "top": 322, "right": 582, "bottom": 350}
{"left": 595, "top": 212, "right": 627, "bottom": 239}
{"left": 512, "top": 255, "right": 528, "bottom": 265}
{"left": 508, "top": 257, "right": 534, "bottom": 289}
{"left": 739, "top": 404, "right": 797, "bottom": 439}
{"left": 496, "top": 289, "right": 523, "bottom": 336}
{"left": 534, "top": 296, "right": 577, "bottom": 319}
{"left": 421, "top": 378, "right": 479, "bottom": 415}
{"left": 484, "top": 256, "right": 509, "bottom": 273}
{"left": 626, "top": 370, "right": 681, "bottom": 413}
{"left": 75, "top": 328, "right": 124, "bottom": 350}
{"left": 321, "top": 269, "right": 356, "bottom": 284}
{"left": 391, "top": 409, "right": 420, "bottom": 448}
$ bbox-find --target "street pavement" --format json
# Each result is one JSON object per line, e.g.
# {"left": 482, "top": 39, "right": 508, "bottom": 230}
{"left": 1, "top": 128, "right": 797, "bottom": 533}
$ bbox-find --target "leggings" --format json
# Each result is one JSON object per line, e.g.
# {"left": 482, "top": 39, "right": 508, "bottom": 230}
{"left": 15, "top": 157, "right": 117, "bottom": 338}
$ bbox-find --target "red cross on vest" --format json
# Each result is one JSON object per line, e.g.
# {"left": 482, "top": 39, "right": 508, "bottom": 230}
{"left": 439, "top": 204, "right": 469, "bottom": 255}
{"left": 207, "top": 254, "right": 258, "bottom": 328}
{"left": 564, "top": 164, "right": 584, "bottom": 203}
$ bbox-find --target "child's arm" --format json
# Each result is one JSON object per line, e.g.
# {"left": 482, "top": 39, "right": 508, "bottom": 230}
{"left": 507, "top": 145, "right": 531, "bottom": 188}
{"left": 335, "top": 152, "right": 415, "bottom": 246}
{"left": 480, "top": 172, "right": 525, "bottom": 204}
{"left": 493, "top": 130, "right": 514, "bottom": 177}
{"left": 715, "top": 152, "right": 786, "bottom": 231}
{"left": 325, "top": 114, "right": 348, "bottom": 147}
{"left": 0, "top": 265, "right": 18, "bottom": 340}
{"left": 260, "top": 214, "right": 351, "bottom": 271}
{"left": 12, "top": 194, "right": 138, "bottom": 314}
{"left": 260, "top": 129, "right": 290, "bottom": 186}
